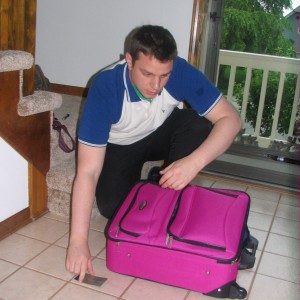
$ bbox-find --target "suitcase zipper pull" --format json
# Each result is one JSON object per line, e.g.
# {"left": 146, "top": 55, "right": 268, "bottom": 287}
{"left": 230, "top": 258, "right": 238, "bottom": 272}
{"left": 165, "top": 234, "right": 173, "bottom": 248}
{"left": 115, "top": 226, "right": 120, "bottom": 238}
{"left": 165, "top": 234, "right": 169, "bottom": 246}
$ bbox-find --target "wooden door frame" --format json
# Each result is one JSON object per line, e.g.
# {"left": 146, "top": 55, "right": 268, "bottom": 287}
{"left": 188, "top": 0, "right": 224, "bottom": 82}
{"left": 0, "top": 0, "right": 49, "bottom": 239}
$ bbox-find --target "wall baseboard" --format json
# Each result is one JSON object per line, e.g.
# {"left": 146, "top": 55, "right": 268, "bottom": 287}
{"left": 50, "top": 83, "right": 89, "bottom": 98}
{"left": 0, "top": 208, "right": 31, "bottom": 240}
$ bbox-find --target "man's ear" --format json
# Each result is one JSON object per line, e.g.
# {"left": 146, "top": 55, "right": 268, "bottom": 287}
{"left": 125, "top": 53, "right": 133, "bottom": 70}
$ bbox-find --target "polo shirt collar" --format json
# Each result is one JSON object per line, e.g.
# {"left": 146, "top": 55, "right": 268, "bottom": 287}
{"left": 123, "top": 64, "right": 140, "bottom": 102}
{"left": 123, "top": 62, "right": 163, "bottom": 102}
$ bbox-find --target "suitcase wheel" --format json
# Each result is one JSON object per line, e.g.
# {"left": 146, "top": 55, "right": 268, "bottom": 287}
{"left": 205, "top": 281, "right": 247, "bottom": 299}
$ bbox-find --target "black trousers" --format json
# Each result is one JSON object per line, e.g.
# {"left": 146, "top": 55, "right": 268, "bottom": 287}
{"left": 96, "top": 108, "right": 212, "bottom": 218}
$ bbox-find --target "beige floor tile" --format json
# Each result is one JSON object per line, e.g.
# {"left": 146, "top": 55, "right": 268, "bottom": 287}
{"left": 17, "top": 217, "right": 69, "bottom": 243}
{"left": 247, "top": 211, "right": 273, "bottom": 231}
{"left": 265, "top": 233, "right": 299, "bottom": 259}
{"left": 122, "top": 278, "right": 188, "bottom": 300}
{"left": 191, "top": 177, "right": 214, "bottom": 187}
{"left": 1, "top": 193, "right": 298, "bottom": 300}
{"left": 211, "top": 181, "right": 247, "bottom": 191}
{"left": 248, "top": 228, "right": 268, "bottom": 251}
{"left": 25, "top": 245, "right": 73, "bottom": 280}
{"left": 43, "top": 212, "right": 70, "bottom": 223}
{"left": 250, "top": 197, "right": 277, "bottom": 216}
{"left": 0, "top": 259, "right": 19, "bottom": 282}
{"left": 236, "top": 270, "right": 255, "bottom": 295}
{"left": 0, "top": 268, "right": 65, "bottom": 300}
{"left": 54, "top": 232, "right": 69, "bottom": 248}
{"left": 258, "top": 252, "right": 300, "bottom": 284}
{"left": 97, "top": 247, "right": 106, "bottom": 260}
{"left": 276, "top": 203, "right": 300, "bottom": 221}
{"left": 186, "top": 291, "right": 221, "bottom": 300}
{"left": 73, "top": 258, "right": 134, "bottom": 297}
{"left": 51, "top": 283, "right": 118, "bottom": 300}
{"left": 87, "top": 230, "right": 107, "bottom": 256}
{"left": 248, "top": 274, "right": 300, "bottom": 300}
{"left": 279, "top": 193, "right": 300, "bottom": 207}
{"left": 55, "top": 230, "right": 106, "bottom": 256}
{"left": 0, "top": 234, "right": 49, "bottom": 265}
{"left": 246, "top": 187, "right": 280, "bottom": 202}
{"left": 89, "top": 214, "right": 109, "bottom": 233}
{"left": 271, "top": 217, "right": 300, "bottom": 239}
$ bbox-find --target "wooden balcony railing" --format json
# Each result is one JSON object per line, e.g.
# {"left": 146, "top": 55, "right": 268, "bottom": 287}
{"left": 217, "top": 50, "right": 300, "bottom": 149}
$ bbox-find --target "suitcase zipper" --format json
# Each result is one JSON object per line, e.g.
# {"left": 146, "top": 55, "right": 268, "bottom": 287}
{"left": 166, "top": 232, "right": 226, "bottom": 251}
{"left": 167, "top": 234, "right": 239, "bottom": 267}
{"left": 119, "top": 226, "right": 141, "bottom": 237}
{"left": 206, "top": 188, "right": 239, "bottom": 198}
{"left": 118, "top": 182, "right": 149, "bottom": 237}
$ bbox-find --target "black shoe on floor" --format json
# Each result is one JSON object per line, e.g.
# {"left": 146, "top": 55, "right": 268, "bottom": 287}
{"left": 239, "top": 248, "right": 256, "bottom": 270}
{"left": 238, "top": 235, "right": 259, "bottom": 270}
{"left": 147, "top": 166, "right": 163, "bottom": 182}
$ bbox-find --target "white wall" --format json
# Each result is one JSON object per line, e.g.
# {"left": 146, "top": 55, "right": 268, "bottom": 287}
{"left": 0, "top": 138, "right": 28, "bottom": 222}
{"left": 36, "top": 0, "right": 194, "bottom": 87}
{"left": 1, "top": 1, "right": 194, "bottom": 222}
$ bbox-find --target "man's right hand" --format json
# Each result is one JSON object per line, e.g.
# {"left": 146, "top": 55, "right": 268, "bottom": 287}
{"left": 66, "top": 240, "right": 94, "bottom": 282}
{"left": 65, "top": 145, "right": 106, "bottom": 282}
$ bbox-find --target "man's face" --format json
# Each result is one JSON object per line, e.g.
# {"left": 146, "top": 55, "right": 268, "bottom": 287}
{"left": 125, "top": 52, "right": 173, "bottom": 99}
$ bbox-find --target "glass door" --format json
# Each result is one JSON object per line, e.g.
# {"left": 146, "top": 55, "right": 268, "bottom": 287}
{"left": 189, "top": 0, "right": 299, "bottom": 190}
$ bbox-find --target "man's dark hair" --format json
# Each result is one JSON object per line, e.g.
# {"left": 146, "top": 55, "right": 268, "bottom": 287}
{"left": 128, "top": 25, "right": 178, "bottom": 63}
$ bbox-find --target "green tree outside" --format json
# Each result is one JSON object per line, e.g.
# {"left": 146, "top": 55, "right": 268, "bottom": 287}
{"left": 218, "top": 0, "right": 298, "bottom": 143}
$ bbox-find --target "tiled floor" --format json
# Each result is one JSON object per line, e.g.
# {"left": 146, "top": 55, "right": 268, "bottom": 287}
{"left": 0, "top": 177, "right": 299, "bottom": 300}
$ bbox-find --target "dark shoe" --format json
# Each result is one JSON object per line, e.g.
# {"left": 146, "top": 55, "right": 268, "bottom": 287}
{"left": 245, "top": 235, "right": 259, "bottom": 252}
{"left": 147, "top": 166, "right": 163, "bottom": 182}
{"left": 238, "top": 235, "right": 258, "bottom": 270}
{"left": 239, "top": 248, "right": 256, "bottom": 270}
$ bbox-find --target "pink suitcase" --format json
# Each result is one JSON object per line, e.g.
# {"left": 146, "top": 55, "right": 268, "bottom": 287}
{"left": 106, "top": 181, "right": 249, "bottom": 299}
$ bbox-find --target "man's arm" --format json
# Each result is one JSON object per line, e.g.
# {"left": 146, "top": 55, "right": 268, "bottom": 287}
{"left": 66, "top": 143, "right": 106, "bottom": 282}
{"left": 160, "top": 96, "right": 242, "bottom": 189}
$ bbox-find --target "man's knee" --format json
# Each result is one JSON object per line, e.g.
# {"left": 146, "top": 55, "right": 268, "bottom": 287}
{"left": 95, "top": 188, "right": 121, "bottom": 219}
{"left": 191, "top": 115, "right": 212, "bottom": 142}
{"left": 165, "top": 110, "right": 212, "bottom": 164}
{"left": 95, "top": 177, "right": 138, "bottom": 219}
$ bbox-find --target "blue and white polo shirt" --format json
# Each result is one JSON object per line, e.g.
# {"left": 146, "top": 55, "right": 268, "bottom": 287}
{"left": 78, "top": 56, "right": 222, "bottom": 147}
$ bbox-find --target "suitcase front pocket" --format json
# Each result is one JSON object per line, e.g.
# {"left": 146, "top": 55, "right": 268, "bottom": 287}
{"left": 119, "top": 183, "right": 177, "bottom": 238}
{"left": 167, "top": 187, "right": 239, "bottom": 251}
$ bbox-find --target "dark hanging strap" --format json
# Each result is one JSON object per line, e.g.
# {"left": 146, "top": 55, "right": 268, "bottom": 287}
{"left": 52, "top": 115, "right": 77, "bottom": 153}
